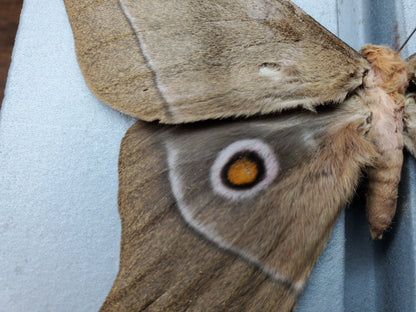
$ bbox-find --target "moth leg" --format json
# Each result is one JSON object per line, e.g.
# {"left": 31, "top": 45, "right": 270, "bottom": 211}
{"left": 404, "top": 54, "right": 416, "bottom": 156}
{"left": 403, "top": 91, "right": 416, "bottom": 157}
{"left": 357, "top": 111, "right": 372, "bottom": 137}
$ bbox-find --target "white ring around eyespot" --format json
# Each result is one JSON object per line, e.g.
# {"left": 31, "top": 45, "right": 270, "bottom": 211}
{"left": 210, "top": 139, "right": 279, "bottom": 200}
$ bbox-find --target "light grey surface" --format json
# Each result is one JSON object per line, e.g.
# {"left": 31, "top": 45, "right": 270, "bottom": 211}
{"left": 0, "top": 1, "right": 134, "bottom": 311}
{"left": 0, "top": 1, "right": 415, "bottom": 311}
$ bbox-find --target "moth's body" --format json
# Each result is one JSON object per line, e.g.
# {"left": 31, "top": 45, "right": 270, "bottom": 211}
{"left": 64, "top": 0, "right": 416, "bottom": 311}
{"left": 358, "top": 45, "right": 409, "bottom": 238}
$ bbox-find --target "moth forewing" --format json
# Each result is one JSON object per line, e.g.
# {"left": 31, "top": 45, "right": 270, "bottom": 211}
{"left": 65, "top": 0, "right": 371, "bottom": 123}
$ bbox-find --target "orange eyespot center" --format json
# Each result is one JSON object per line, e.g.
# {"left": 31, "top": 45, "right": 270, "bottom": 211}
{"left": 220, "top": 151, "right": 265, "bottom": 189}
{"left": 227, "top": 157, "right": 258, "bottom": 185}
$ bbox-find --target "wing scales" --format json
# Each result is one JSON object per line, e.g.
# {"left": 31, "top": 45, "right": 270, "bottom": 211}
{"left": 64, "top": 0, "right": 370, "bottom": 123}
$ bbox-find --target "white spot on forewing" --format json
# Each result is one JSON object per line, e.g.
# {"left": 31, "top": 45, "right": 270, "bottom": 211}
{"left": 119, "top": 1, "right": 173, "bottom": 103}
{"left": 165, "top": 142, "right": 300, "bottom": 292}
{"left": 210, "top": 139, "right": 279, "bottom": 200}
{"left": 259, "top": 66, "right": 284, "bottom": 81}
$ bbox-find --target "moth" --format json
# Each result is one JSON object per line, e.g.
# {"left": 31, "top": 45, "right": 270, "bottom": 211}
{"left": 64, "top": 0, "right": 416, "bottom": 311}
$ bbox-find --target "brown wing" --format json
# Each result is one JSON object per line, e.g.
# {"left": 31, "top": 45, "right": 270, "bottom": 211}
{"left": 100, "top": 98, "right": 376, "bottom": 311}
{"left": 64, "top": 0, "right": 370, "bottom": 123}
{"left": 101, "top": 121, "right": 298, "bottom": 312}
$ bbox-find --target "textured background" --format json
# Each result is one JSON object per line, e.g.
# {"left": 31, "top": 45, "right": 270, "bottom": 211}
{"left": 0, "top": 1, "right": 415, "bottom": 311}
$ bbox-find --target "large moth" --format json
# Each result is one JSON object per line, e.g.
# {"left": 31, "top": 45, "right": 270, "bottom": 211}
{"left": 64, "top": 0, "right": 416, "bottom": 311}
